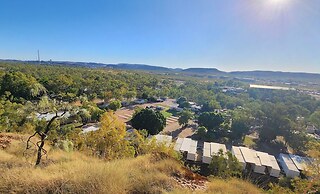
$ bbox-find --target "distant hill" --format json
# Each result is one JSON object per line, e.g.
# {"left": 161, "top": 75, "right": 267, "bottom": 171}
{"left": 230, "top": 71, "right": 320, "bottom": 82}
{"left": 1, "top": 59, "right": 320, "bottom": 82}
{"left": 107, "top": 63, "right": 173, "bottom": 72}
{"left": 182, "top": 68, "right": 225, "bottom": 75}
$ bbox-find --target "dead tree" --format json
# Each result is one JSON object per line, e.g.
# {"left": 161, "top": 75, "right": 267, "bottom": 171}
{"left": 26, "top": 111, "right": 66, "bottom": 166}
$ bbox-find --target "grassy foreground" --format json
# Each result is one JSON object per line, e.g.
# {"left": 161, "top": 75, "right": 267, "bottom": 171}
{"left": 0, "top": 133, "right": 262, "bottom": 194}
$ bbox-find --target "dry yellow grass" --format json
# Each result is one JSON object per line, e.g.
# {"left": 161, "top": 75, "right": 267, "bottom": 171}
{"left": 0, "top": 133, "right": 262, "bottom": 194}
{"left": 169, "top": 178, "right": 262, "bottom": 194}
{"left": 0, "top": 133, "right": 183, "bottom": 193}
{"left": 0, "top": 149, "right": 185, "bottom": 193}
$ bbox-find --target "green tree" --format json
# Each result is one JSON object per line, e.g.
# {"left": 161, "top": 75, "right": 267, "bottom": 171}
{"left": 177, "top": 96, "right": 187, "bottom": 105}
{"left": 309, "top": 110, "right": 320, "bottom": 129}
{"left": 201, "top": 99, "right": 221, "bottom": 112}
{"left": 1, "top": 72, "right": 46, "bottom": 101}
{"left": 177, "top": 96, "right": 190, "bottom": 108}
{"left": 229, "top": 109, "right": 251, "bottom": 142}
{"left": 198, "top": 112, "right": 224, "bottom": 130}
{"left": 108, "top": 100, "right": 122, "bottom": 111}
{"left": 131, "top": 108, "right": 166, "bottom": 135}
{"left": 196, "top": 126, "right": 207, "bottom": 139}
{"left": 286, "top": 132, "right": 311, "bottom": 153}
{"left": 85, "top": 112, "right": 134, "bottom": 159}
{"left": 77, "top": 109, "right": 91, "bottom": 124}
{"left": 209, "top": 150, "right": 242, "bottom": 178}
{"left": 26, "top": 96, "right": 71, "bottom": 166}
{"left": 178, "top": 110, "right": 193, "bottom": 127}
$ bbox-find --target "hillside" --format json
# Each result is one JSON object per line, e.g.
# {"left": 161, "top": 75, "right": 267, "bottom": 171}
{"left": 0, "top": 133, "right": 262, "bottom": 194}
{"left": 182, "top": 68, "right": 225, "bottom": 75}
{"left": 230, "top": 70, "right": 320, "bottom": 82}
{"left": 1, "top": 59, "right": 320, "bottom": 82}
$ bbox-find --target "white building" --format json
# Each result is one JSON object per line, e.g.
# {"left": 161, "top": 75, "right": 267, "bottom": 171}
{"left": 256, "top": 151, "right": 273, "bottom": 174}
{"left": 174, "top": 138, "right": 198, "bottom": 161}
{"left": 231, "top": 146, "right": 246, "bottom": 170}
{"left": 269, "top": 155, "right": 281, "bottom": 178}
{"left": 36, "top": 111, "right": 71, "bottom": 121}
{"left": 238, "top": 147, "right": 265, "bottom": 174}
{"left": 279, "top": 154, "right": 300, "bottom": 178}
{"left": 202, "top": 142, "right": 227, "bottom": 164}
{"left": 154, "top": 135, "right": 172, "bottom": 146}
{"left": 289, "top": 154, "right": 311, "bottom": 172}
{"left": 82, "top": 124, "right": 100, "bottom": 133}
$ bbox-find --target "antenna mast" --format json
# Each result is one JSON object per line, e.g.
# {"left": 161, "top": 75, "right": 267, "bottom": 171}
{"left": 37, "top": 50, "right": 40, "bottom": 64}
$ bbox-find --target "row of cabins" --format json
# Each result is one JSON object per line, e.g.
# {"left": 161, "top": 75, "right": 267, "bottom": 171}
{"left": 156, "top": 135, "right": 311, "bottom": 179}
{"left": 231, "top": 146, "right": 281, "bottom": 178}
{"left": 278, "top": 153, "right": 312, "bottom": 178}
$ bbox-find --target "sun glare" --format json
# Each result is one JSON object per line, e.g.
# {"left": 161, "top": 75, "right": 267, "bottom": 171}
{"left": 267, "top": 0, "right": 290, "bottom": 7}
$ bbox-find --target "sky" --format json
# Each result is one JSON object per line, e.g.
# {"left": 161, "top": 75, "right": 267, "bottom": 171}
{"left": 0, "top": 0, "right": 320, "bottom": 73}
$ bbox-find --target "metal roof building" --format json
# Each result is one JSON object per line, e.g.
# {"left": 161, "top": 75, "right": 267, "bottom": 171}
{"left": 238, "top": 147, "right": 265, "bottom": 174}
{"left": 202, "top": 142, "right": 227, "bottom": 164}
{"left": 174, "top": 137, "right": 184, "bottom": 151}
{"left": 289, "top": 154, "right": 311, "bottom": 172}
{"left": 231, "top": 146, "right": 246, "bottom": 169}
{"left": 279, "top": 153, "right": 300, "bottom": 178}
{"left": 269, "top": 155, "right": 281, "bottom": 178}
{"left": 154, "top": 135, "right": 173, "bottom": 146}
{"left": 174, "top": 138, "right": 198, "bottom": 161}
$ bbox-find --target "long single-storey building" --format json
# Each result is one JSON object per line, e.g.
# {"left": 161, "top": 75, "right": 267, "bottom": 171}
{"left": 289, "top": 154, "right": 311, "bottom": 172}
{"left": 174, "top": 138, "right": 198, "bottom": 161}
{"left": 231, "top": 146, "right": 246, "bottom": 170}
{"left": 154, "top": 135, "right": 173, "bottom": 146}
{"left": 238, "top": 147, "right": 266, "bottom": 174}
{"left": 278, "top": 153, "right": 300, "bottom": 178}
{"left": 269, "top": 155, "right": 281, "bottom": 178}
{"left": 202, "top": 142, "right": 227, "bottom": 164}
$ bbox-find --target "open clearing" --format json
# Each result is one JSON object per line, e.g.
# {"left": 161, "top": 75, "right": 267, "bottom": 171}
{"left": 114, "top": 99, "right": 196, "bottom": 138}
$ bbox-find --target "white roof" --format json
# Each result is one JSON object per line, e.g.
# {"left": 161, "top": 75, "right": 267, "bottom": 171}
{"left": 180, "top": 138, "right": 192, "bottom": 152}
{"left": 239, "top": 147, "right": 261, "bottom": 166}
{"left": 269, "top": 155, "right": 281, "bottom": 171}
{"left": 154, "top": 135, "right": 172, "bottom": 146}
{"left": 36, "top": 111, "right": 70, "bottom": 121}
{"left": 210, "top": 142, "right": 227, "bottom": 155}
{"left": 232, "top": 146, "right": 245, "bottom": 164}
{"left": 82, "top": 125, "right": 100, "bottom": 133}
{"left": 289, "top": 154, "right": 311, "bottom": 171}
{"left": 203, "top": 142, "right": 211, "bottom": 157}
{"left": 174, "top": 138, "right": 184, "bottom": 151}
{"left": 176, "top": 138, "right": 198, "bottom": 155}
{"left": 256, "top": 151, "right": 273, "bottom": 167}
{"left": 279, "top": 154, "right": 300, "bottom": 172}
{"left": 189, "top": 139, "right": 197, "bottom": 154}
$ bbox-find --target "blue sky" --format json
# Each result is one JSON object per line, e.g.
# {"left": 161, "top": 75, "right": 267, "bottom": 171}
{"left": 0, "top": 0, "right": 320, "bottom": 73}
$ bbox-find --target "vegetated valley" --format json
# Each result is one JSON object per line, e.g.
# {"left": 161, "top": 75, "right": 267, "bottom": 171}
{"left": 0, "top": 62, "right": 319, "bottom": 193}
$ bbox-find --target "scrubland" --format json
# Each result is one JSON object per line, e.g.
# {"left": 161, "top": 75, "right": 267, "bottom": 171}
{"left": 0, "top": 133, "right": 261, "bottom": 194}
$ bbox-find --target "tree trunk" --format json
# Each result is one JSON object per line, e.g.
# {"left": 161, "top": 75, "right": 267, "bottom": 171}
{"left": 35, "top": 136, "right": 45, "bottom": 166}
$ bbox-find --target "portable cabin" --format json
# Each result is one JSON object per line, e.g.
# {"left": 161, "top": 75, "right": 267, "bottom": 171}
{"left": 239, "top": 147, "right": 265, "bottom": 174}
{"left": 202, "top": 142, "right": 212, "bottom": 164}
{"left": 269, "top": 155, "right": 281, "bottom": 178}
{"left": 278, "top": 154, "right": 300, "bottom": 178}
{"left": 174, "top": 138, "right": 184, "bottom": 151}
{"left": 210, "top": 142, "right": 227, "bottom": 155}
{"left": 202, "top": 142, "right": 227, "bottom": 164}
{"left": 154, "top": 135, "right": 172, "bottom": 146}
{"left": 289, "top": 154, "right": 311, "bottom": 172}
{"left": 231, "top": 146, "right": 246, "bottom": 170}
{"left": 256, "top": 151, "right": 273, "bottom": 174}
{"left": 180, "top": 138, "right": 192, "bottom": 152}
{"left": 175, "top": 138, "right": 198, "bottom": 161}
{"left": 187, "top": 139, "right": 198, "bottom": 161}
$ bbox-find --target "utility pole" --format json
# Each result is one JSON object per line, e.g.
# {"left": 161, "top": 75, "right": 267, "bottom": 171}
{"left": 37, "top": 50, "right": 40, "bottom": 64}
